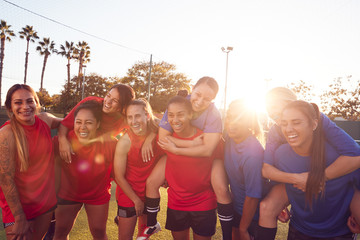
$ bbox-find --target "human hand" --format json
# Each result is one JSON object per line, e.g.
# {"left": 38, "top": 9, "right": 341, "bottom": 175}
{"left": 158, "top": 137, "right": 176, "bottom": 153}
{"left": 134, "top": 199, "right": 145, "bottom": 217}
{"left": 59, "top": 137, "right": 74, "bottom": 163}
{"left": 192, "top": 134, "right": 204, "bottom": 147}
{"left": 347, "top": 215, "right": 360, "bottom": 233}
{"left": 277, "top": 207, "right": 291, "bottom": 223}
{"left": 8, "top": 216, "right": 32, "bottom": 240}
{"left": 141, "top": 137, "right": 154, "bottom": 163}
{"left": 293, "top": 172, "right": 308, "bottom": 192}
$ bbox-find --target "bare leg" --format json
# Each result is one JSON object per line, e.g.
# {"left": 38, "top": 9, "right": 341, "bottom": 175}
{"left": 146, "top": 157, "right": 166, "bottom": 198}
{"left": 193, "top": 232, "right": 212, "bottom": 240}
{"left": 136, "top": 215, "right": 147, "bottom": 236}
{"left": 118, "top": 215, "right": 137, "bottom": 240}
{"left": 84, "top": 202, "right": 109, "bottom": 240}
{"left": 259, "top": 184, "right": 289, "bottom": 228}
{"left": 211, "top": 158, "right": 232, "bottom": 204}
{"left": 172, "top": 229, "right": 190, "bottom": 240}
{"left": 54, "top": 203, "right": 83, "bottom": 240}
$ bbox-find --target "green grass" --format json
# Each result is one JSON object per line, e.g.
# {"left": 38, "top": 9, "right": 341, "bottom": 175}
{"left": 1, "top": 185, "right": 357, "bottom": 239}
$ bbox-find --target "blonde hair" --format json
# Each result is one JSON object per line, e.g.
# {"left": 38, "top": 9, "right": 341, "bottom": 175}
{"left": 227, "top": 99, "right": 264, "bottom": 145}
{"left": 266, "top": 87, "right": 297, "bottom": 103}
{"left": 126, "top": 99, "right": 159, "bottom": 133}
{"left": 5, "top": 84, "right": 41, "bottom": 172}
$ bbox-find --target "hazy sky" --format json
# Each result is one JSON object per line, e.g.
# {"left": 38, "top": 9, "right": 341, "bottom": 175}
{"left": 1, "top": 0, "right": 360, "bottom": 108}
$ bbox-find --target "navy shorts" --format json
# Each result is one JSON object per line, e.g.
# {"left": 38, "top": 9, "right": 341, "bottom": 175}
{"left": 165, "top": 208, "right": 216, "bottom": 237}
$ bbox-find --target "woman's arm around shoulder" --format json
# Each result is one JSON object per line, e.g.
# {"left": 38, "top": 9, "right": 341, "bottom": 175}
{"left": 37, "top": 112, "right": 63, "bottom": 129}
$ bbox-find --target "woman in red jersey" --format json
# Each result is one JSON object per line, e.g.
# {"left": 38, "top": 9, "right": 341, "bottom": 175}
{"left": 164, "top": 96, "right": 218, "bottom": 240}
{"left": 114, "top": 99, "right": 164, "bottom": 240}
{"left": 53, "top": 100, "right": 117, "bottom": 240}
{"left": 0, "top": 84, "right": 61, "bottom": 240}
{"left": 58, "top": 84, "right": 135, "bottom": 163}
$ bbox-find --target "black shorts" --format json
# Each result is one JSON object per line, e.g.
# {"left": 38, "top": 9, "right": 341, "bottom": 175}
{"left": 287, "top": 224, "right": 354, "bottom": 240}
{"left": 3, "top": 204, "right": 57, "bottom": 228}
{"left": 57, "top": 197, "right": 82, "bottom": 205}
{"left": 232, "top": 211, "right": 259, "bottom": 238}
{"left": 117, "top": 204, "right": 147, "bottom": 218}
{"left": 165, "top": 208, "right": 216, "bottom": 237}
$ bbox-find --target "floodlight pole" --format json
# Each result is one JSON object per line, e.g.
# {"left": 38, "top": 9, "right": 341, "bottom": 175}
{"left": 147, "top": 54, "right": 153, "bottom": 102}
{"left": 221, "top": 46, "right": 233, "bottom": 116}
{"left": 81, "top": 65, "right": 87, "bottom": 100}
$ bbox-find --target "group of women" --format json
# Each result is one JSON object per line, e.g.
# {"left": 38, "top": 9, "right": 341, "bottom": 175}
{"left": 0, "top": 77, "right": 359, "bottom": 240}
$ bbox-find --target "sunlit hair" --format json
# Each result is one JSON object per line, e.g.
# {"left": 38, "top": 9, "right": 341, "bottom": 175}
{"left": 282, "top": 100, "right": 325, "bottom": 206}
{"left": 126, "top": 98, "right": 159, "bottom": 133}
{"left": 5, "top": 84, "right": 41, "bottom": 172}
{"left": 74, "top": 100, "right": 103, "bottom": 123}
{"left": 193, "top": 76, "right": 219, "bottom": 96}
{"left": 227, "top": 99, "right": 264, "bottom": 144}
{"left": 167, "top": 95, "right": 193, "bottom": 114}
{"left": 266, "top": 87, "right": 297, "bottom": 104}
{"left": 110, "top": 84, "right": 135, "bottom": 115}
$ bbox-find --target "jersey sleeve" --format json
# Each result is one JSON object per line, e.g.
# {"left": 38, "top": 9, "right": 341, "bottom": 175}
{"left": 263, "top": 125, "right": 287, "bottom": 165}
{"left": 243, "top": 144, "right": 264, "bottom": 199}
{"left": 202, "top": 104, "right": 222, "bottom": 133}
{"left": 61, "top": 96, "right": 103, "bottom": 130}
{"left": 159, "top": 109, "right": 173, "bottom": 133}
{"left": 212, "top": 139, "right": 224, "bottom": 160}
{"left": 321, "top": 113, "right": 360, "bottom": 156}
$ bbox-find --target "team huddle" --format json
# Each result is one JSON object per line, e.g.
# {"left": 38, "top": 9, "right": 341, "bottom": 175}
{"left": 0, "top": 77, "right": 359, "bottom": 240}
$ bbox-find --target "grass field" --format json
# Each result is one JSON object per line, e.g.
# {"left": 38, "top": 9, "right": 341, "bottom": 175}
{"left": 0, "top": 184, "right": 293, "bottom": 240}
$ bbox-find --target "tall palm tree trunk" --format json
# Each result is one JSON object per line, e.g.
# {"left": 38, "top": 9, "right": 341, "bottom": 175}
{"left": 67, "top": 58, "right": 71, "bottom": 88}
{"left": 24, "top": 40, "right": 29, "bottom": 84}
{"left": 40, "top": 54, "right": 48, "bottom": 91}
{"left": 0, "top": 38, "right": 5, "bottom": 108}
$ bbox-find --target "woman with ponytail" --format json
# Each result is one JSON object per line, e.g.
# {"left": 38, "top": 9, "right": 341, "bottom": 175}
{"left": 258, "top": 87, "right": 360, "bottom": 239}
{"left": 269, "top": 100, "right": 359, "bottom": 239}
{"left": 0, "top": 84, "right": 61, "bottom": 240}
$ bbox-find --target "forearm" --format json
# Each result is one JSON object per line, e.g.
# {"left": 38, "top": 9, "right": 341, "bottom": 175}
{"left": 174, "top": 144, "right": 212, "bottom": 157}
{"left": 239, "top": 197, "right": 259, "bottom": 232}
{"left": 0, "top": 177, "right": 26, "bottom": 218}
{"left": 58, "top": 123, "right": 69, "bottom": 140}
{"left": 325, "top": 156, "right": 360, "bottom": 180}
{"left": 262, "top": 163, "right": 303, "bottom": 184}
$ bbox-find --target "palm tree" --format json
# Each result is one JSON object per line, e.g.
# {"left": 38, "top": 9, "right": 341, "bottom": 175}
{"left": 36, "top": 37, "right": 56, "bottom": 91}
{"left": 57, "top": 41, "right": 75, "bottom": 91}
{"left": 19, "top": 25, "right": 39, "bottom": 84}
{"left": 0, "top": 20, "right": 15, "bottom": 108}
{"left": 73, "top": 41, "right": 90, "bottom": 91}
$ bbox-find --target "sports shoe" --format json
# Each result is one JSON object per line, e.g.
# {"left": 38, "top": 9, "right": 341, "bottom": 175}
{"left": 136, "top": 222, "right": 161, "bottom": 240}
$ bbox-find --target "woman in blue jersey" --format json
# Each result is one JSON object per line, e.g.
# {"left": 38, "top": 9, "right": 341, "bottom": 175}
{"left": 273, "top": 100, "right": 358, "bottom": 239}
{"left": 224, "top": 99, "right": 265, "bottom": 240}
{"left": 138, "top": 77, "right": 233, "bottom": 240}
{"left": 258, "top": 87, "right": 360, "bottom": 239}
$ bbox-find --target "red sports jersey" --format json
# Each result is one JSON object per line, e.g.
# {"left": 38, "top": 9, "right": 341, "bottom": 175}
{"left": 56, "top": 131, "right": 117, "bottom": 205}
{"left": 116, "top": 131, "right": 164, "bottom": 207}
{"left": 166, "top": 128, "right": 217, "bottom": 211}
{"left": 61, "top": 96, "right": 127, "bottom": 137}
{"left": 0, "top": 116, "right": 56, "bottom": 222}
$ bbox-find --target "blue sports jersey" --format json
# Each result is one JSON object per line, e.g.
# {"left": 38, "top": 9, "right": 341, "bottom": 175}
{"left": 264, "top": 113, "right": 360, "bottom": 165}
{"left": 160, "top": 95, "right": 222, "bottom": 133}
{"left": 274, "top": 143, "right": 360, "bottom": 238}
{"left": 224, "top": 135, "right": 265, "bottom": 220}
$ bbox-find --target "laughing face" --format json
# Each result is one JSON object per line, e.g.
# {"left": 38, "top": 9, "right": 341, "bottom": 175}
{"left": 126, "top": 104, "right": 148, "bottom": 136}
{"left": 167, "top": 102, "right": 192, "bottom": 135}
{"left": 190, "top": 83, "right": 216, "bottom": 113}
{"left": 103, "top": 88, "right": 121, "bottom": 114}
{"left": 225, "top": 106, "right": 249, "bottom": 143}
{"left": 280, "top": 108, "right": 318, "bottom": 155}
{"left": 10, "top": 89, "right": 38, "bottom": 125}
{"left": 74, "top": 109, "right": 100, "bottom": 144}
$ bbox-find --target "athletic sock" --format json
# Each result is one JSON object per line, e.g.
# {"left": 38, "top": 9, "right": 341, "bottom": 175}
{"left": 257, "top": 226, "right": 277, "bottom": 240}
{"left": 145, "top": 197, "right": 160, "bottom": 227}
{"left": 217, "top": 202, "right": 234, "bottom": 240}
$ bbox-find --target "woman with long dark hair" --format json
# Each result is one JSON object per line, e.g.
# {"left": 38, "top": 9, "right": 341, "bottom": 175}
{"left": 0, "top": 84, "right": 61, "bottom": 240}
{"left": 270, "top": 100, "right": 359, "bottom": 239}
